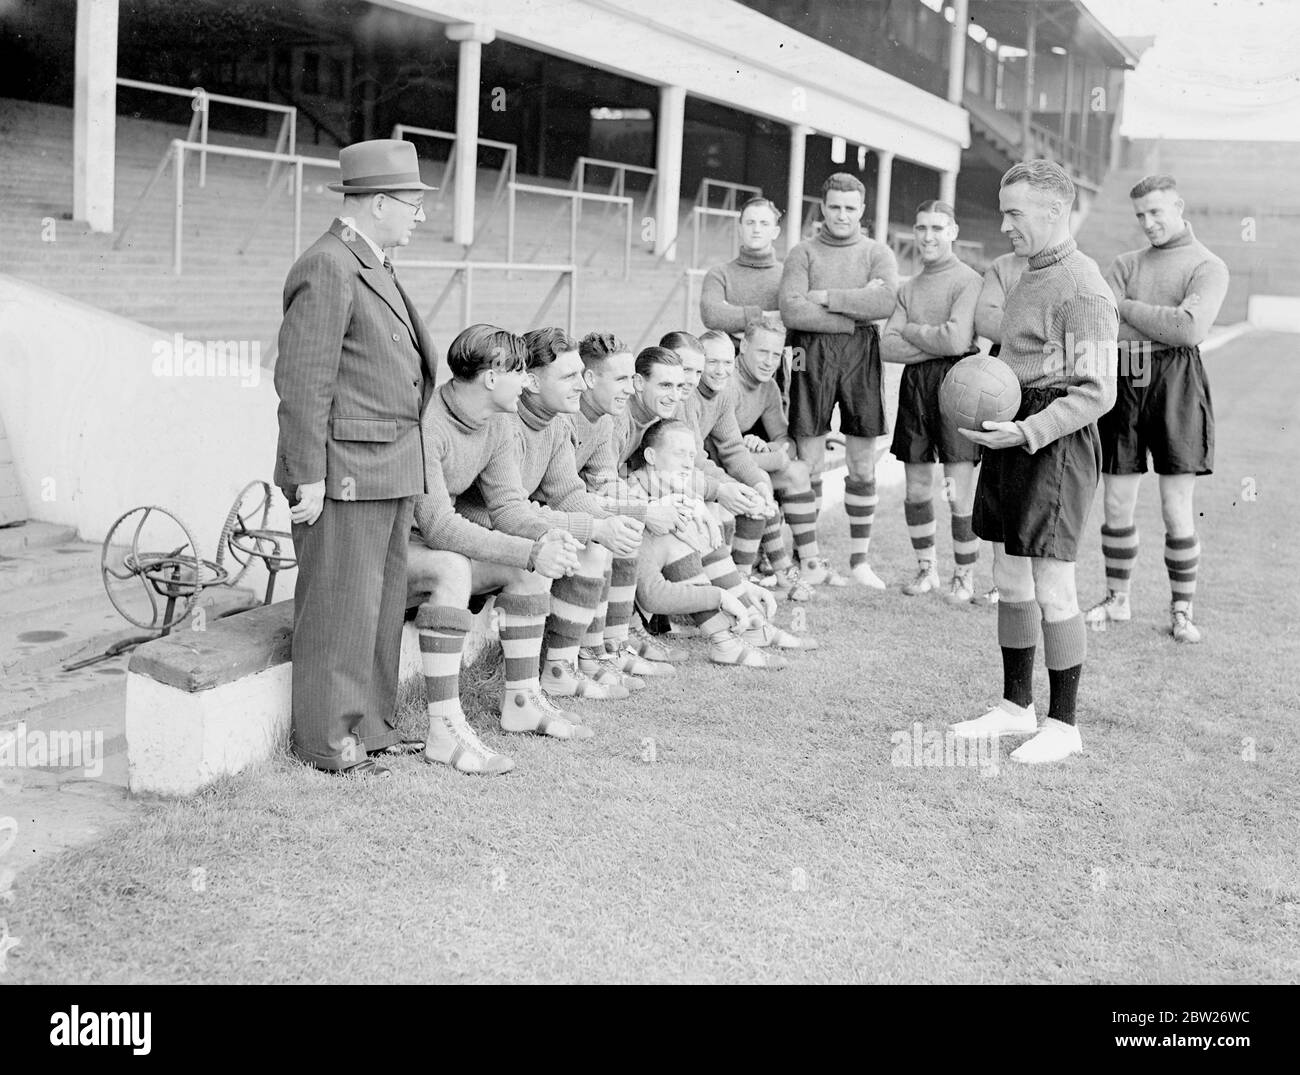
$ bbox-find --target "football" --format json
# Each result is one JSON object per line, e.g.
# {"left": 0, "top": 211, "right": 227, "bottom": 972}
{"left": 939, "top": 355, "right": 1022, "bottom": 432}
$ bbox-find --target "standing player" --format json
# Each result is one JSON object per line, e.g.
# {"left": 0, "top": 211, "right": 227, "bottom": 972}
{"left": 971, "top": 248, "right": 1029, "bottom": 605}
{"left": 1084, "top": 175, "right": 1230, "bottom": 644}
{"left": 700, "top": 196, "right": 784, "bottom": 344}
{"left": 950, "top": 160, "right": 1118, "bottom": 765}
{"left": 780, "top": 172, "right": 899, "bottom": 589}
{"left": 880, "top": 200, "right": 983, "bottom": 604}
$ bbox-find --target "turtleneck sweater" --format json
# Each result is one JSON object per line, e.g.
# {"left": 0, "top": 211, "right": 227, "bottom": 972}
{"left": 685, "top": 378, "right": 769, "bottom": 490}
{"left": 999, "top": 237, "right": 1119, "bottom": 454}
{"left": 731, "top": 363, "right": 787, "bottom": 442}
{"left": 411, "top": 381, "right": 543, "bottom": 568}
{"left": 1105, "top": 223, "right": 1229, "bottom": 348}
{"left": 880, "top": 251, "right": 982, "bottom": 364}
{"left": 455, "top": 389, "right": 601, "bottom": 542}
{"left": 700, "top": 247, "right": 784, "bottom": 333}
{"left": 569, "top": 392, "right": 649, "bottom": 521}
{"left": 779, "top": 228, "right": 899, "bottom": 334}
{"left": 976, "top": 252, "right": 1028, "bottom": 343}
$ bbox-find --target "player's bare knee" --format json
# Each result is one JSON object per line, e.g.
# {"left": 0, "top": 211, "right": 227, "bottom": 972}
{"left": 1103, "top": 474, "right": 1141, "bottom": 525}
{"left": 993, "top": 549, "right": 1034, "bottom": 601}
{"left": 1031, "top": 559, "right": 1078, "bottom": 618}
{"left": 409, "top": 548, "right": 471, "bottom": 606}
{"left": 904, "top": 465, "right": 932, "bottom": 504}
{"left": 1158, "top": 474, "right": 1196, "bottom": 535}
{"left": 503, "top": 564, "right": 552, "bottom": 596}
{"left": 784, "top": 457, "right": 811, "bottom": 488}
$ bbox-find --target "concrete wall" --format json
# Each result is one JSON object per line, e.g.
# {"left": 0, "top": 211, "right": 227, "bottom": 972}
{"left": 0, "top": 274, "right": 294, "bottom": 595}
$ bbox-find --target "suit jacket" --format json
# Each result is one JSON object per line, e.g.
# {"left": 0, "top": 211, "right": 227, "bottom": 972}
{"left": 273, "top": 219, "right": 439, "bottom": 501}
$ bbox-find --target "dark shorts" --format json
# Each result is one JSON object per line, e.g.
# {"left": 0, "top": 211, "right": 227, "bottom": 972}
{"left": 787, "top": 324, "right": 886, "bottom": 440}
{"left": 1100, "top": 344, "right": 1214, "bottom": 476}
{"left": 973, "top": 386, "right": 1101, "bottom": 562}
{"left": 890, "top": 356, "right": 982, "bottom": 465}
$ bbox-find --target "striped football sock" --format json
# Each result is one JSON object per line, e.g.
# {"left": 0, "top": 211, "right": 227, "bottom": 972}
{"left": 415, "top": 604, "right": 469, "bottom": 722}
{"left": 495, "top": 591, "right": 551, "bottom": 693}
{"left": 998, "top": 599, "right": 1040, "bottom": 710}
{"left": 810, "top": 475, "right": 824, "bottom": 521}
{"left": 904, "top": 498, "right": 937, "bottom": 566}
{"left": 663, "top": 552, "right": 731, "bottom": 635}
{"left": 583, "top": 568, "right": 612, "bottom": 650}
{"left": 760, "top": 514, "right": 793, "bottom": 573}
{"left": 603, "top": 556, "right": 637, "bottom": 648}
{"left": 544, "top": 565, "right": 606, "bottom": 668}
{"left": 1101, "top": 523, "right": 1139, "bottom": 594}
{"left": 951, "top": 512, "right": 979, "bottom": 575}
{"left": 1165, "top": 531, "right": 1200, "bottom": 606}
{"left": 843, "top": 477, "right": 878, "bottom": 568}
{"left": 780, "top": 488, "right": 821, "bottom": 561}
{"left": 731, "top": 512, "right": 764, "bottom": 571}
{"left": 701, "top": 544, "right": 746, "bottom": 598}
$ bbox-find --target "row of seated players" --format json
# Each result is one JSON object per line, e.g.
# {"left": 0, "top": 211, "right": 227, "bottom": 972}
{"left": 406, "top": 322, "right": 827, "bottom": 776}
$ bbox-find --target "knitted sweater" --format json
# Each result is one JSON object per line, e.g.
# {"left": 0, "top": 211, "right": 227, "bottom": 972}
{"left": 1106, "top": 224, "right": 1229, "bottom": 349}
{"left": 975, "top": 252, "right": 1028, "bottom": 343}
{"left": 732, "top": 364, "right": 788, "bottom": 442}
{"left": 412, "top": 382, "right": 544, "bottom": 568}
{"left": 700, "top": 248, "right": 784, "bottom": 333}
{"left": 686, "top": 380, "right": 769, "bottom": 490}
{"left": 880, "top": 253, "right": 982, "bottom": 365}
{"left": 456, "top": 391, "right": 601, "bottom": 542}
{"left": 779, "top": 230, "right": 900, "bottom": 334}
{"left": 1000, "top": 237, "right": 1119, "bottom": 454}
{"left": 569, "top": 393, "right": 648, "bottom": 521}
{"left": 630, "top": 467, "right": 726, "bottom": 616}
{"left": 613, "top": 396, "right": 720, "bottom": 498}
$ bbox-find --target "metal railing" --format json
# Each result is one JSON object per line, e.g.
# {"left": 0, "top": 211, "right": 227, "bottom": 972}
{"left": 114, "top": 139, "right": 340, "bottom": 273}
{"left": 689, "top": 206, "right": 741, "bottom": 270}
{"left": 116, "top": 78, "right": 296, "bottom": 189}
{"left": 572, "top": 156, "right": 658, "bottom": 233}
{"left": 888, "top": 226, "right": 987, "bottom": 275}
{"left": 696, "top": 177, "right": 762, "bottom": 212}
{"left": 391, "top": 124, "right": 518, "bottom": 250}
{"left": 506, "top": 182, "right": 633, "bottom": 280}
{"left": 399, "top": 260, "right": 579, "bottom": 335}
{"left": 636, "top": 268, "right": 707, "bottom": 350}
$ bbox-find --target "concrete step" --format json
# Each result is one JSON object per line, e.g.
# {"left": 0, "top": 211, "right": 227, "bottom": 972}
{"left": 0, "top": 542, "right": 102, "bottom": 594}
{"left": 0, "top": 521, "right": 78, "bottom": 555}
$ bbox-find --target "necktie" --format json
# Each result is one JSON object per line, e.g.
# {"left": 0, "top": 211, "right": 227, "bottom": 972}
{"left": 383, "top": 256, "right": 396, "bottom": 279}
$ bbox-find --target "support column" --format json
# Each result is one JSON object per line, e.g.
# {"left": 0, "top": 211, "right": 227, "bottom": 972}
{"left": 874, "top": 149, "right": 894, "bottom": 243}
{"left": 446, "top": 22, "right": 495, "bottom": 248}
{"left": 786, "top": 124, "right": 812, "bottom": 254}
{"left": 654, "top": 84, "right": 686, "bottom": 261}
{"left": 946, "top": 0, "right": 970, "bottom": 104}
{"left": 1021, "top": 6, "right": 1037, "bottom": 161}
{"left": 73, "top": 0, "right": 119, "bottom": 232}
{"left": 939, "top": 169, "right": 957, "bottom": 206}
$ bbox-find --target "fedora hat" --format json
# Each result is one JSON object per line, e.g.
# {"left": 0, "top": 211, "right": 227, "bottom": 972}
{"left": 327, "top": 139, "right": 437, "bottom": 193}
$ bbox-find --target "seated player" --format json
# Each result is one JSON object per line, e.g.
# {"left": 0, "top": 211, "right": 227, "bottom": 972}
{"left": 629, "top": 419, "right": 814, "bottom": 666}
{"left": 950, "top": 160, "right": 1118, "bottom": 765}
{"left": 661, "top": 330, "right": 775, "bottom": 585}
{"left": 457, "top": 327, "right": 647, "bottom": 701}
{"left": 408, "top": 324, "right": 590, "bottom": 776}
{"left": 573, "top": 330, "right": 694, "bottom": 676}
{"left": 880, "top": 200, "right": 984, "bottom": 604}
{"left": 972, "top": 248, "right": 1030, "bottom": 605}
{"left": 1084, "top": 174, "right": 1229, "bottom": 644}
{"left": 707, "top": 321, "right": 831, "bottom": 599}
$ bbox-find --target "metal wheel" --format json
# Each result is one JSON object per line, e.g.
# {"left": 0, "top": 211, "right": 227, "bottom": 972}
{"left": 216, "top": 480, "right": 274, "bottom": 587}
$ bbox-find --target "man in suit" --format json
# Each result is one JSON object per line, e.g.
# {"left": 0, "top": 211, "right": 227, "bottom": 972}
{"left": 274, "top": 139, "right": 439, "bottom": 778}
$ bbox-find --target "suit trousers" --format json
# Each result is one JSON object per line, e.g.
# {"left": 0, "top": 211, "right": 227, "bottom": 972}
{"left": 289, "top": 495, "right": 415, "bottom": 769}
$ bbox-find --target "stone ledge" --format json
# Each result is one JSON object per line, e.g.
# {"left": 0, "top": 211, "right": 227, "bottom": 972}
{"left": 126, "top": 600, "right": 293, "bottom": 693}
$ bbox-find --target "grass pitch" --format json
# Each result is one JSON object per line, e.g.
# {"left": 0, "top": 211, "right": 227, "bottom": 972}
{"left": 4, "top": 331, "right": 1296, "bottom": 984}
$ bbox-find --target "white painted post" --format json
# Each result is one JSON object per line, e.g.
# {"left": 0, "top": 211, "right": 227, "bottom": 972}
{"left": 874, "top": 149, "right": 894, "bottom": 243}
{"left": 787, "top": 123, "right": 811, "bottom": 253}
{"left": 446, "top": 23, "right": 496, "bottom": 248}
{"left": 73, "top": 0, "right": 120, "bottom": 232}
{"left": 654, "top": 84, "right": 686, "bottom": 261}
